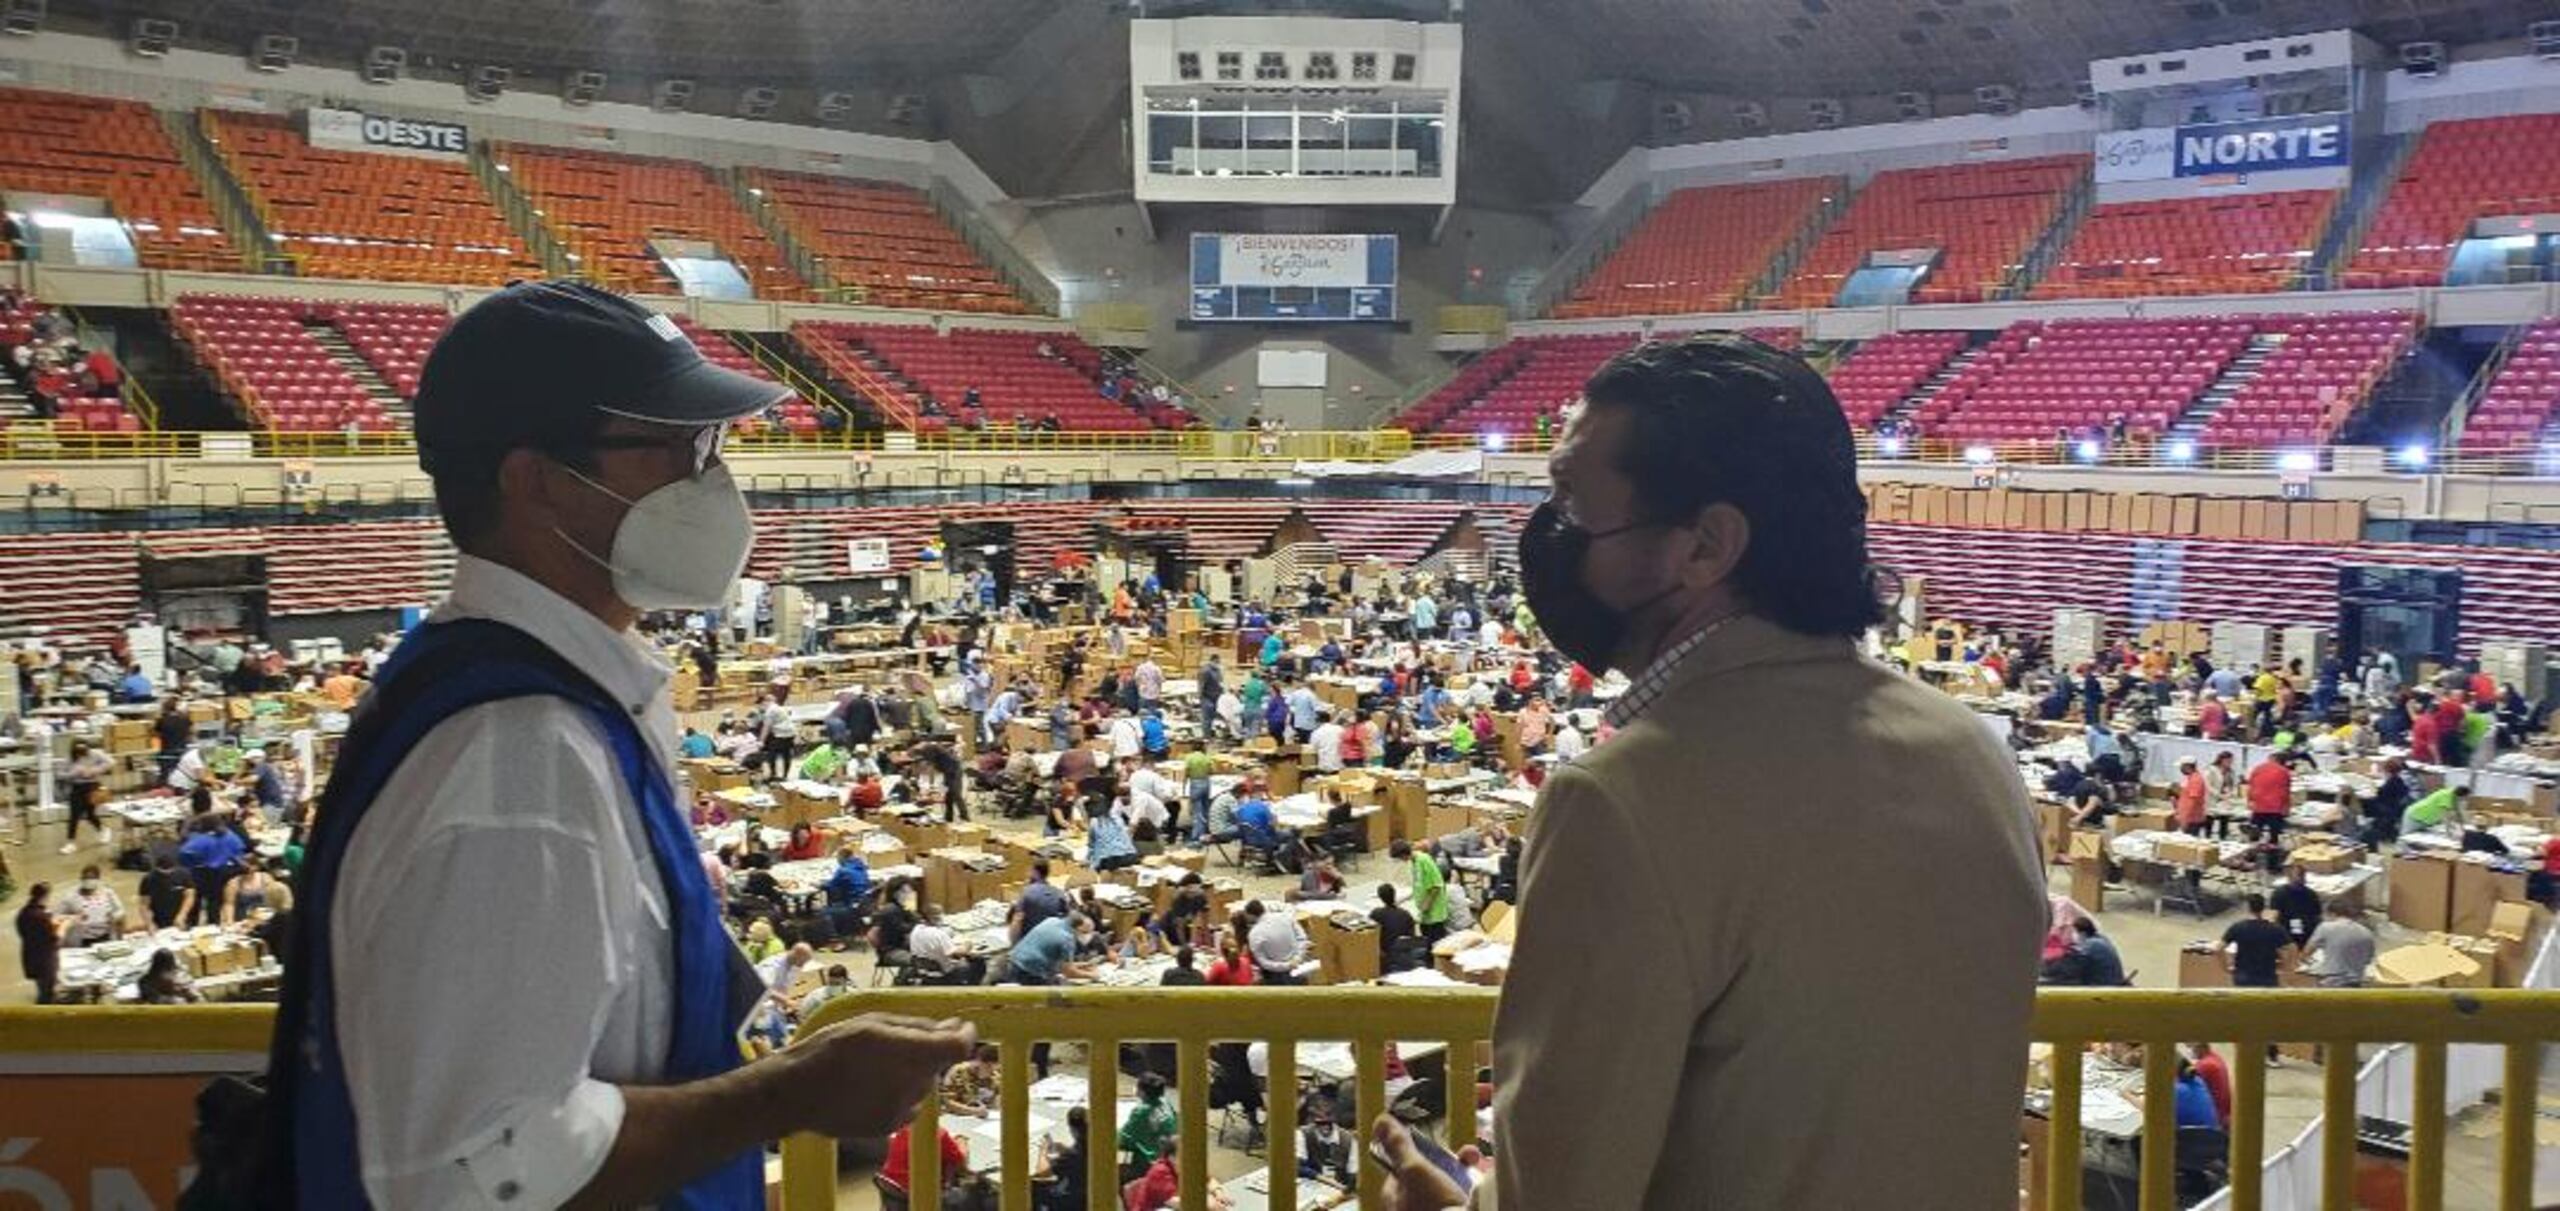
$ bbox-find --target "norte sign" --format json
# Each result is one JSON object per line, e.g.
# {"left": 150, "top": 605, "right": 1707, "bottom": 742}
{"left": 305, "top": 107, "right": 469, "bottom": 160}
{"left": 2093, "top": 113, "right": 2348, "bottom": 182}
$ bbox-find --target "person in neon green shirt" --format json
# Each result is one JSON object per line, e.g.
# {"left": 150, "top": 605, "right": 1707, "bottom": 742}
{"left": 1396, "top": 838, "right": 1451, "bottom": 941}
{"left": 2405, "top": 785, "right": 2469, "bottom": 832}
{"left": 1446, "top": 718, "right": 1476, "bottom": 760}
{"left": 795, "top": 740, "right": 846, "bottom": 783}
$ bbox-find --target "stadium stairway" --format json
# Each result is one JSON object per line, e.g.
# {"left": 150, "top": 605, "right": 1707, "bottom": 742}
{"left": 2164, "top": 331, "right": 2283, "bottom": 446}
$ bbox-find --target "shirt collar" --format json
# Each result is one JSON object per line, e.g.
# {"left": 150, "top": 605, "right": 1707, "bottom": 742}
{"left": 1603, "top": 613, "right": 1853, "bottom": 729}
{"left": 429, "top": 555, "right": 672, "bottom": 718}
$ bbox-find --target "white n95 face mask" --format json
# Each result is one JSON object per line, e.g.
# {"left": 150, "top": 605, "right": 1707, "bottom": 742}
{"left": 555, "top": 461, "right": 756, "bottom": 610}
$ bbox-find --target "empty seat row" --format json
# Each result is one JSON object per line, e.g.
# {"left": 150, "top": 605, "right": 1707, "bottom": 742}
{"left": 203, "top": 109, "right": 539, "bottom": 287}
{"left": 1554, "top": 177, "right": 1839, "bottom": 318}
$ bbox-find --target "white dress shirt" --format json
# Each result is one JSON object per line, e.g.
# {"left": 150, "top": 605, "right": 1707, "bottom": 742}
{"left": 334, "top": 555, "right": 727, "bottom": 1210}
{"left": 1109, "top": 717, "right": 1142, "bottom": 759}
{"left": 1309, "top": 722, "right": 1346, "bottom": 771}
{"left": 908, "top": 921, "right": 955, "bottom": 967}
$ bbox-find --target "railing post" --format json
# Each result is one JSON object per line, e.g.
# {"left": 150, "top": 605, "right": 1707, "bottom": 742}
{"left": 2321, "top": 1041, "right": 2358, "bottom": 1211}
{"left": 2049, "top": 1038, "right": 2084, "bottom": 1211}
{"left": 1089, "top": 1035, "right": 1120, "bottom": 1207}
{"left": 2140, "top": 1041, "right": 2178, "bottom": 1211}
{"left": 1177, "top": 1037, "right": 1211, "bottom": 1211}
{"left": 1268, "top": 1037, "right": 1299, "bottom": 1210}
{"left": 2500, "top": 1043, "right": 2538, "bottom": 1211}
{"left": 2231, "top": 1044, "right": 2266, "bottom": 1211}
{"left": 1000, "top": 1041, "right": 1032, "bottom": 1211}
{"left": 2410, "top": 1041, "right": 2446, "bottom": 1211}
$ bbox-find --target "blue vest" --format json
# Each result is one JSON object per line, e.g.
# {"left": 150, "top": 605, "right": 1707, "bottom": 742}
{"left": 276, "top": 618, "right": 759, "bottom": 1209}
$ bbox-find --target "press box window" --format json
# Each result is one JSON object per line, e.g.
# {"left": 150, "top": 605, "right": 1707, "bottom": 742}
{"left": 1305, "top": 52, "right": 1338, "bottom": 81}
{"left": 1215, "top": 52, "right": 1242, "bottom": 81}
{"left": 1391, "top": 53, "right": 1416, "bottom": 82}
{"left": 1256, "top": 51, "right": 1290, "bottom": 81}
{"left": 1176, "top": 52, "right": 1202, "bottom": 80}
{"left": 1351, "top": 52, "right": 1378, "bottom": 80}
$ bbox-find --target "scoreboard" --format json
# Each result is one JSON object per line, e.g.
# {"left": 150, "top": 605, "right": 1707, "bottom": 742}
{"left": 1190, "top": 233, "right": 1398, "bottom": 322}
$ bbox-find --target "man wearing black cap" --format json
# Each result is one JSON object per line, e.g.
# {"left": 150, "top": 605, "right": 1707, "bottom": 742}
{"left": 262, "top": 283, "right": 972, "bottom": 1209}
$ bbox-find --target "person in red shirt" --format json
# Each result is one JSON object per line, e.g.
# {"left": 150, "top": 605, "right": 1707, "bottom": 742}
{"left": 1204, "top": 929, "right": 1257, "bottom": 986}
{"left": 2246, "top": 753, "right": 2295, "bottom": 846}
{"left": 781, "top": 822, "right": 826, "bottom": 862}
{"left": 2470, "top": 669, "right": 2498, "bottom": 709}
{"left": 1509, "top": 661, "right": 1535, "bottom": 693}
{"left": 2435, "top": 693, "right": 2471, "bottom": 765}
{"left": 2198, "top": 693, "right": 2229, "bottom": 741}
{"left": 2187, "top": 1043, "right": 2233, "bottom": 1127}
{"left": 881, "top": 1123, "right": 970, "bottom": 1197}
{"left": 845, "top": 770, "right": 885, "bottom": 815}
{"left": 2174, "top": 758, "right": 2210, "bottom": 835}
{"left": 1566, "top": 662, "right": 1595, "bottom": 707}
{"left": 1126, "top": 1157, "right": 1230, "bottom": 1210}
{"left": 2409, "top": 699, "right": 2443, "bottom": 764}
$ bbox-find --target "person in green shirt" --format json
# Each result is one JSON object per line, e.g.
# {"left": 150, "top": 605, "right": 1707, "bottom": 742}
{"left": 2405, "top": 785, "right": 2469, "bottom": 833}
{"left": 795, "top": 740, "right": 846, "bottom": 783}
{"left": 1182, "top": 749, "right": 1216, "bottom": 844}
{"left": 1119, "top": 1072, "right": 1180, "bottom": 1168}
{"left": 1447, "top": 717, "right": 1477, "bottom": 761}
{"left": 2462, "top": 710, "right": 2495, "bottom": 764}
{"left": 1396, "top": 838, "right": 1452, "bottom": 943}
{"left": 1240, "top": 671, "right": 1269, "bottom": 718}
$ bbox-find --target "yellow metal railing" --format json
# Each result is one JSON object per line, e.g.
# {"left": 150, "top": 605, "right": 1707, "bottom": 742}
{"left": 0, "top": 989, "right": 2553, "bottom": 1211}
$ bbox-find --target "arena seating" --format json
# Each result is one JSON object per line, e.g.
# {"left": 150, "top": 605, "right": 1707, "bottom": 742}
{"left": 0, "top": 87, "right": 234, "bottom": 270}
{"left": 1552, "top": 177, "right": 1839, "bottom": 318}
{"left": 2458, "top": 320, "right": 2560, "bottom": 450}
{"left": 1397, "top": 328, "right": 1800, "bottom": 437}
{"left": 202, "top": 110, "right": 538, "bottom": 287}
{"left": 1909, "top": 317, "right": 2252, "bottom": 442}
{"left": 1299, "top": 500, "right": 1471, "bottom": 565}
{"left": 2199, "top": 312, "right": 2416, "bottom": 448}
{"left": 2348, "top": 114, "right": 2560, "bottom": 289}
{"left": 2030, "top": 189, "right": 2336, "bottom": 299}
{"left": 1780, "top": 156, "right": 2087, "bottom": 307}
{"left": 171, "top": 295, "right": 391, "bottom": 432}
{"left": 492, "top": 142, "right": 808, "bottom": 299}
{"left": 741, "top": 169, "right": 1026, "bottom": 314}
{"left": 793, "top": 323, "right": 1155, "bottom": 434}
{"left": 665, "top": 315, "right": 823, "bottom": 436}
{"left": 1826, "top": 330, "right": 1971, "bottom": 429}
{"left": 317, "top": 301, "right": 446, "bottom": 401}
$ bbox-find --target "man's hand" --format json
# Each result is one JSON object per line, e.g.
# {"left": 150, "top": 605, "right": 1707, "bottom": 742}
{"left": 1373, "top": 1117, "right": 1471, "bottom": 1211}
{"left": 773, "top": 1012, "right": 976, "bottom": 1139}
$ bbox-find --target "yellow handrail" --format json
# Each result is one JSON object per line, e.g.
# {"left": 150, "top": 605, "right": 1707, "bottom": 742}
{"left": 0, "top": 988, "right": 2553, "bottom": 1211}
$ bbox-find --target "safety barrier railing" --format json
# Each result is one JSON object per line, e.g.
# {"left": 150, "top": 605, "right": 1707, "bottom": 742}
{"left": 0, "top": 988, "right": 2552, "bottom": 1211}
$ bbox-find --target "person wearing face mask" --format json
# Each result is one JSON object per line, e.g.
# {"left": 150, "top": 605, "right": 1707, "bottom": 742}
{"left": 1377, "top": 334, "right": 2044, "bottom": 1211}
{"left": 193, "top": 283, "right": 974, "bottom": 1211}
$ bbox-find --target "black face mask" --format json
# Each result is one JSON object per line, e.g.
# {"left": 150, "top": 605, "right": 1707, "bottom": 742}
{"left": 1517, "top": 500, "right": 1682, "bottom": 673}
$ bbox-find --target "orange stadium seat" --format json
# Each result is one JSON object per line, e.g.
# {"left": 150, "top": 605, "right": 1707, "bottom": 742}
{"left": 202, "top": 110, "right": 541, "bottom": 287}
{"left": 0, "top": 86, "right": 234, "bottom": 270}
{"left": 2031, "top": 189, "right": 2337, "bottom": 299}
{"left": 742, "top": 169, "right": 1027, "bottom": 314}
{"left": 2349, "top": 114, "right": 2560, "bottom": 289}
{"left": 491, "top": 142, "right": 809, "bottom": 299}
{"left": 1552, "top": 177, "right": 1839, "bottom": 318}
{"left": 1780, "top": 155, "right": 2086, "bottom": 307}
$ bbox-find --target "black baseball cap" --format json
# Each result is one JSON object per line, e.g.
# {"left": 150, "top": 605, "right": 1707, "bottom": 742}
{"left": 413, "top": 281, "right": 789, "bottom": 474}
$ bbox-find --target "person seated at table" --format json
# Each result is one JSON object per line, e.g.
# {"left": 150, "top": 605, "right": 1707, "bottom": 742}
{"left": 880, "top": 1122, "right": 975, "bottom": 1206}
{"left": 2048, "top": 917, "right": 2128, "bottom": 986}
{"left": 138, "top": 948, "right": 204, "bottom": 1005}
{"left": 1205, "top": 927, "right": 1257, "bottom": 986}
{"left": 2066, "top": 778, "right": 2116, "bottom": 831}
{"left": 678, "top": 725, "right": 717, "bottom": 760}
{"left": 1088, "top": 809, "right": 1141, "bottom": 872}
{"left": 1007, "top": 912, "right": 1098, "bottom": 987}
{"left": 1126, "top": 1156, "right": 1233, "bottom": 1211}
{"left": 781, "top": 822, "right": 827, "bottom": 863}
{"left": 821, "top": 845, "right": 872, "bottom": 935}
{"left": 2361, "top": 758, "right": 2414, "bottom": 845}
{"left": 1158, "top": 944, "right": 1206, "bottom": 986}
{"left": 1032, "top": 1106, "right": 1090, "bottom": 1211}
{"left": 939, "top": 1044, "right": 1002, "bottom": 1116}
{"left": 1298, "top": 852, "right": 1346, "bottom": 900}
{"left": 1300, "top": 1107, "right": 1356, "bottom": 1186}
{"left": 1118, "top": 1073, "right": 1181, "bottom": 1183}
{"left": 1118, "top": 910, "right": 1167, "bottom": 961}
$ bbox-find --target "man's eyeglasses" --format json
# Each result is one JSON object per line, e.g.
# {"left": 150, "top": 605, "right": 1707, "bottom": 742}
{"left": 573, "top": 424, "right": 726, "bottom": 477}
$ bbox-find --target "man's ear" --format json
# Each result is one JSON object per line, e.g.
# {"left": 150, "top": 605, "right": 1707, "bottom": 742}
{"left": 495, "top": 447, "right": 559, "bottom": 531}
{"left": 1677, "top": 502, "right": 1751, "bottom": 590}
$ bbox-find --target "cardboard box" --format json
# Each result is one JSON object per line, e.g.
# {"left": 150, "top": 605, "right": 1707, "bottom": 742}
{"left": 2450, "top": 861, "right": 2528, "bottom": 938}
{"left": 1426, "top": 802, "right": 1475, "bottom": 845}
{"left": 2374, "top": 942, "right": 2485, "bottom": 989}
{"left": 2155, "top": 837, "right": 2217, "bottom": 868}
{"left": 2387, "top": 855, "right": 2456, "bottom": 933}
{"left": 2172, "top": 497, "right": 2199, "bottom": 536}
{"left": 2178, "top": 946, "right": 2231, "bottom": 989}
{"left": 2066, "top": 830, "right": 2106, "bottom": 863}
{"left": 1382, "top": 773, "right": 1429, "bottom": 841}
{"left": 2287, "top": 841, "right": 2361, "bottom": 875}
{"left": 2113, "top": 808, "right": 2173, "bottom": 837}
{"left": 2064, "top": 494, "right": 2089, "bottom": 531}
{"left": 2070, "top": 856, "right": 2106, "bottom": 912}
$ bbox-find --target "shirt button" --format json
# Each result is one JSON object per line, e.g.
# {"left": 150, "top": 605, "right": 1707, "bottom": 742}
{"left": 496, "top": 1180, "right": 521, "bottom": 1201}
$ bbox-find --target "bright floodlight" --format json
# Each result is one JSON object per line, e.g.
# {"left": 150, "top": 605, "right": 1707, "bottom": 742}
{"left": 2166, "top": 439, "right": 2196, "bottom": 463}
{"left": 2396, "top": 443, "right": 2431, "bottom": 469}
{"left": 2074, "top": 439, "right": 2101, "bottom": 463}
{"left": 1963, "top": 445, "right": 1996, "bottom": 465}
{"left": 2278, "top": 451, "right": 2318, "bottom": 473}
{"left": 1482, "top": 431, "right": 1507, "bottom": 452}
{"left": 1878, "top": 435, "right": 1905, "bottom": 456}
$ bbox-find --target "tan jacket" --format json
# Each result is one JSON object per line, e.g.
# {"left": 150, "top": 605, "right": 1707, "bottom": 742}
{"left": 1491, "top": 615, "right": 2046, "bottom": 1210}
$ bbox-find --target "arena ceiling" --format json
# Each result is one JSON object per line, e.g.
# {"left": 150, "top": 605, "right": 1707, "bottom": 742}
{"left": 1533, "top": 0, "right": 2558, "bottom": 98}
{"left": 40, "top": 0, "right": 1070, "bottom": 89}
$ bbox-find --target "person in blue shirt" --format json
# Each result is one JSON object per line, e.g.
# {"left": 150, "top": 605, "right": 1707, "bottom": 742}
{"left": 983, "top": 683, "right": 1024, "bottom": 744}
{"left": 1048, "top": 701, "right": 1079, "bottom": 752}
{"left": 176, "top": 812, "right": 246, "bottom": 928}
{"left": 114, "top": 664, "right": 155, "bottom": 704}
{"left": 2173, "top": 1060, "right": 2221, "bottom": 1130}
{"left": 1234, "top": 787, "right": 1282, "bottom": 852}
{"left": 822, "top": 846, "right": 873, "bottom": 938}
{"left": 248, "top": 749, "right": 290, "bottom": 826}
{"left": 1139, "top": 710, "right": 1168, "bottom": 759}
{"left": 1008, "top": 913, "right": 1096, "bottom": 987}
{"left": 1416, "top": 679, "right": 1446, "bottom": 730}
{"left": 1315, "top": 639, "right": 1344, "bottom": 674}
{"left": 1241, "top": 603, "right": 1267, "bottom": 631}
{"left": 1259, "top": 631, "right": 1285, "bottom": 670}
{"left": 962, "top": 654, "right": 994, "bottom": 715}
{"left": 1011, "top": 860, "right": 1071, "bottom": 941}
{"left": 678, "top": 727, "right": 716, "bottom": 760}
{"left": 1262, "top": 691, "right": 1290, "bottom": 742}
{"left": 2067, "top": 918, "right": 2127, "bottom": 987}
{"left": 1448, "top": 604, "right": 1474, "bottom": 641}
{"left": 1286, "top": 683, "right": 1321, "bottom": 739}
{"left": 1087, "top": 811, "right": 1139, "bottom": 871}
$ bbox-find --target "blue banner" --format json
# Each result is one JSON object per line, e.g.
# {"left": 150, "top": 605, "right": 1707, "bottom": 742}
{"left": 2173, "top": 113, "right": 2348, "bottom": 177}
